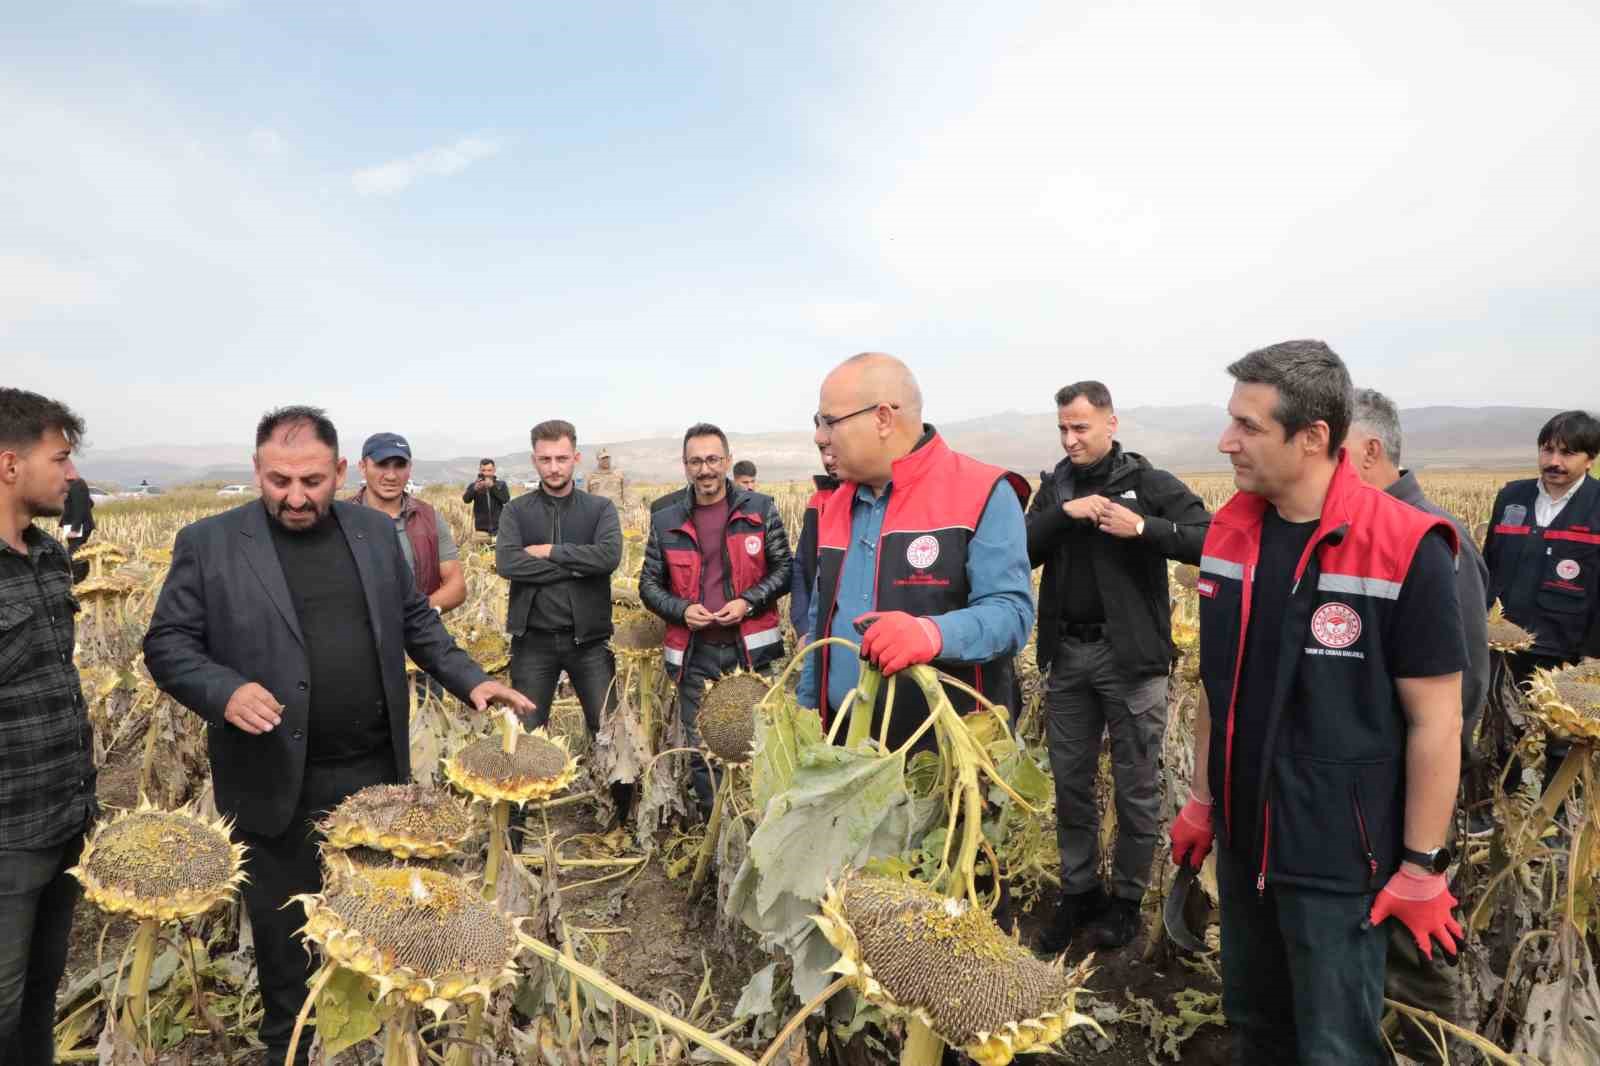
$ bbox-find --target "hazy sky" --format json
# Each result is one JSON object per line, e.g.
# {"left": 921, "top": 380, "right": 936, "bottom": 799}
{"left": 5, "top": 1, "right": 1597, "bottom": 457}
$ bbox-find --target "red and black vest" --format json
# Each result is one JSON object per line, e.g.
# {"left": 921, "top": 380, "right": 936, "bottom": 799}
{"left": 812, "top": 431, "right": 1028, "bottom": 749}
{"left": 352, "top": 488, "right": 443, "bottom": 598}
{"left": 794, "top": 474, "right": 839, "bottom": 609}
{"left": 1484, "top": 476, "right": 1600, "bottom": 660}
{"left": 1197, "top": 454, "right": 1457, "bottom": 894}
{"left": 657, "top": 492, "right": 785, "bottom": 678}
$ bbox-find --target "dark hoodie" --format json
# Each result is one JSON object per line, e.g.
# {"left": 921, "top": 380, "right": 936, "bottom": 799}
{"left": 1025, "top": 443, "right": 1211, "bottom": 678}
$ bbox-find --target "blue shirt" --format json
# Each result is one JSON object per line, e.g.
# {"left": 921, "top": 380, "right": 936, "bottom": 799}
{"left": 797, "top": 480, "right": 1034, "bottom": 711}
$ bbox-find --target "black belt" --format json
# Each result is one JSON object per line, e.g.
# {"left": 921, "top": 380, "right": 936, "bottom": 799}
{"left": 1063, "top": 622, "right": 1106, "bottom": 643}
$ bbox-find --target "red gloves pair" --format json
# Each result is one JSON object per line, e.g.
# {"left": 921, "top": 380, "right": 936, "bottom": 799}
{"left": 1368, "top": 867, "right": 1463, "bottom": 962}
{"left": 853, "top": 612, "right": 943, "bottom": 675}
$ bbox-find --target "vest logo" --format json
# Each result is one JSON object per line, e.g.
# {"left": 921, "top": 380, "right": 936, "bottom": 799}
{"left": 1557, "top": 558, "right": 1581, "bottom": 581}
{"left": 1311, "top": 602, "right": 1362, "bottom": 649}
{"left": 1196, "top": 578, "right": 1217, "bottom": 598}
{"left": 744, "top": 535, "right": 762, "bottom": 557}
{"left": 906, "top": 535, "right": 940, "bottom": 570}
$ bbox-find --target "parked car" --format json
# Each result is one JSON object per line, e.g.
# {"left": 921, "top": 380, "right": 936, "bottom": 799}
{"left": 405, "top": 480, "right": 423, "bottom": 494}
{"left": 118, "top": 485, "right": 166, "bottom": 499}
{"left": 217, "top": 484, "right": 254, "bottom": 498}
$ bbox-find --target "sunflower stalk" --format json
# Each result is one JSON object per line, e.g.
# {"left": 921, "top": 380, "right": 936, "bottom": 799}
{"left": 122, "top": 917, "right": 159, "bottom": 1034}
{"left": 688, "top": 774, "right": 729, "bottom": 899}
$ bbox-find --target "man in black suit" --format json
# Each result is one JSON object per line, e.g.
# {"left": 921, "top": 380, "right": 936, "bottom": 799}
{"left": 144, "top": 406, "right": 531, "bottom": 1064}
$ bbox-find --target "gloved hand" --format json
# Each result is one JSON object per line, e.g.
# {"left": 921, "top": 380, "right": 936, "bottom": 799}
{"left": 1170, "top": 791, "right": 1214, "bottom": 869}
{"left": 1366, "top": 868, "right": 1463, "bottom": 962}
{"left": 854, "top": 612, "right": 943, "bottom": 675}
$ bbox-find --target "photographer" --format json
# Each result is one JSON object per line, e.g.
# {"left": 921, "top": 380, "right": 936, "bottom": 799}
{"left": 462, "top": 458, "right": 511, "bottom": 541}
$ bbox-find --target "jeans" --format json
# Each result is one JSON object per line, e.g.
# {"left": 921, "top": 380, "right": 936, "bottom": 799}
{"left": 676, "top": 641, "right": 750, "bottom": 813}
{"left": 236, "top": 749, "right": 397, "bottom": 1064}
{"left": 1216, "top": 846, "right": 1388, "bottom": 1065}
{"left": 509, "top": 630, "right": 616, "bottom": 735}
{"left": 1044, "top": 636, "right": 1169, "bottom": 900}
{"left": 0, "top": 830, "right": 84, "bottom": 1066}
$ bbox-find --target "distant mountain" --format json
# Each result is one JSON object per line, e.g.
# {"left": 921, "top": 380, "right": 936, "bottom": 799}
{"left": 75, "top": 404, "right": 1563, "bottom": 488}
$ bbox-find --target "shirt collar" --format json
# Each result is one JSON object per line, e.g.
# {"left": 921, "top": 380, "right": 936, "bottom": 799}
{"left": 2, "top": 524, "right": 57, "bottom": 561}
{"left": 1538, "top": 478, "right": 1583, "bottom": 507}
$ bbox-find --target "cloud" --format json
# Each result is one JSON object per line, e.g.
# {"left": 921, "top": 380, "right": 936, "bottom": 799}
{"left": 247, "top": 128, "right": 286, "bottom": 157}
{"left": 349, "top": 135, "right": 506, "bottom": 196}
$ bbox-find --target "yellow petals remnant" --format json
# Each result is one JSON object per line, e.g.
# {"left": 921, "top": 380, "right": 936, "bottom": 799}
{"left": 320, "top": 783, "right": 476, "bottom": 860}
{"left": 71, "top": 798, "right": 247, "bottom": 923}
{"left": 1527, "top": 664, "right": 1600, "bottom": 745}
{"left": 444, "top": 727, "right": 578, "bottom": 806}
{"left": 813, "top": 874, "right": 1100, "bottom": 1065}
{"left": 1486, "top": 604, "right": 1535, "bottom": 653}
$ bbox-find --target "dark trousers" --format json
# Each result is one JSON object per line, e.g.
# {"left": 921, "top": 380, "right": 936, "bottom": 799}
{"left": 677, "top": 641, "right": 748, "bottom": 813}
{"left": 1217, "top": 847, "right": 1388, "bottom": 1066}
{"left": 236, "top": 749, "right": 396, "bottom": 1063}
{"left": 509, "top": 630, "right": 616, "bottom": 735}
{"left": 0, "top": 829, "right": 85, "bottom": 1066}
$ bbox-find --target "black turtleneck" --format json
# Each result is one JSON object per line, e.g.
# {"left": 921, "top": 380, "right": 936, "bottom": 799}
{"left": 1059, "top": 445, "right": 1119, "bottom": 625}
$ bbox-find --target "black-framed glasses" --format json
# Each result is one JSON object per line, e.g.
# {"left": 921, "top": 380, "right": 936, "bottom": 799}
{"left": 684, "top": 455, "right": 726, "bottom": 470}
{"left": 813, "top": 402, "right": 897, "bottom": 433}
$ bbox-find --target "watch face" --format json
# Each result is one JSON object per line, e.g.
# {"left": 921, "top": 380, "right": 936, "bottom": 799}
{"left": 1431, "top": 846, "right": 1453, "bottom": 874}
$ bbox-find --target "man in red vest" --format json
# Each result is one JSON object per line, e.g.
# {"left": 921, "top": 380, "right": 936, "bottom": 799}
{"left": 796, "top": 353, "right": 1033, "bottom": 751}
{"left": 352, "top": 433, "right": 465, "bottom": 614}
{"left": 1170, "top": 340, "right": 1466, "bottom": 1064}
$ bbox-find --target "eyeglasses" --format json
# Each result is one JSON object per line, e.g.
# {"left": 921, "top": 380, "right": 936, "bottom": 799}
{"left": 813, "top": 402, "right": 897, "bottom": 434}
{"left": 684, "top": 455, "right": 726, "bottom": 470}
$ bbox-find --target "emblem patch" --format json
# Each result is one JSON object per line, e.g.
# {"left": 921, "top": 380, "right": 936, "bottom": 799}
{"left": 744, "top": 535, "right": 762, "bottom": 557}
{"left": 1196, "top": 578, "right": 1217, "bottom": 599}
{"left": 906, "top": 535, "right": 940, "bottom": 570}
{"left": 1502, "top": 504, "right": 1526, "bottom": 527}
{"left": 1311, "top": 602, "right": 1362, "bottom": 649}
{"left": 1557, "top": 558, "right": 1581, "bottom": 581}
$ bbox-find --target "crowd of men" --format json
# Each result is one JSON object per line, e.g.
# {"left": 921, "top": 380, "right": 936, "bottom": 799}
{"left": 2, "top": 343, "right": 1598, "bottom": 1065}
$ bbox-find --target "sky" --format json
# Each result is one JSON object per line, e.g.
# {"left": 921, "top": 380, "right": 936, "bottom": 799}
{"left": 4, "top": 0, "right": 1598, "bottom": 459}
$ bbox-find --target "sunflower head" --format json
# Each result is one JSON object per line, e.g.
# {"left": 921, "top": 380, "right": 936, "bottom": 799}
{"left": 697, "top": 671, "right": 769, "bottom": 765}
{"left": 1527, "top": 666, "right": 1600, "bottom": 744}
{"left": 813, "top": 874, "right": 1100, "bottom": 1065}
{"left": 320, "top": 783, "right": 476, "bottom": 860}
{"left": 71, "top": 798, "right": 247, "bottom": 922}
{"left": 444, "top": 725, "right": 579, "bottom": 806}
{"left": 1486, "top": 604, "right": 1535, "bottom": 653}
{"left": 1171, "top": 563, "right": 1200, "bottom": 591}
{"left": 612, "top": 611, "right": 667, "bottom": 660}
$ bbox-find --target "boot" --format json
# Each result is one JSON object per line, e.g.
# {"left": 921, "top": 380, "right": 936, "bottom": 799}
{"left": 1036, "top": 887, "right": 1108, "bottom": 956}
{"left": 1086, "top": 896, "right": 1143, "bottom": 950}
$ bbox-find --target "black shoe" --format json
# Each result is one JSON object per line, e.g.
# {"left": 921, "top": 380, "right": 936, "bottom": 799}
{"left": 1086, "top": 897, "right": 1143, "bottom": 950}
{"left": 1036, "top": 887, "right": 1108, "bottom": 955}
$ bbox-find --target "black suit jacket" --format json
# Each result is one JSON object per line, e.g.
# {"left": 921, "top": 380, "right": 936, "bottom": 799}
{"left": 144, "top": 500, "right": 490, "bottom": 836}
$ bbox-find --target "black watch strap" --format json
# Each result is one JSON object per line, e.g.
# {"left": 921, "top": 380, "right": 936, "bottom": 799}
{"left": 1402, "top": 845, "right": 1451, "bottom": 874}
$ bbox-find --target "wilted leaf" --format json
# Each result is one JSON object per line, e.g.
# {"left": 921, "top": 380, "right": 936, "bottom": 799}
{"left": 315, "top": 968, "right": 382, "bottom": 1057}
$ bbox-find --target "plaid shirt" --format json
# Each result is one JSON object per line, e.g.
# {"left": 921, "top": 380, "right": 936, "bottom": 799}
{"left": 0, "top": 525, "right": 95, "bottom": 849}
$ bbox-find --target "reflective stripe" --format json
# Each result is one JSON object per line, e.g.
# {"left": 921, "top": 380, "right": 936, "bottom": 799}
{"left": 1493, "top": 524, "right": 1530, "bottom": 536}
{"left": 1316, "top": 572, "right": 1403, "bottom": 600}
{"left": 1546, "top": 529, "right": 1600, "bottom": 546}
{"left": 1200, "top": 555, "right": 1245, "bottom": 580}
{"left": 744, "top": 626, "right": 783, "bottom": 650}
{"left": 663, "top": 646, "right": 684, "bottom": 666}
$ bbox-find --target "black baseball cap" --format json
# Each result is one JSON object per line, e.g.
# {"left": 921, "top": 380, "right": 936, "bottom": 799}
{"left": 362, "top": 432, "right": 413, "bottom": 463}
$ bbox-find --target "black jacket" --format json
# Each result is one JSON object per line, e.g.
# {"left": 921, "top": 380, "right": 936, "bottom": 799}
{"left": 640, "top": 482, "right": 793, "bottom": 620}
{"left": 1026, "top": 445, "right": 1209, "bottom": 678}
{"left": 143, "top": 501, "right": 491, "bottom": 837}
{"left": 61, "top": 478, "right": 95, "bottom": 548}
{"left": 495, "top": 487, "right": 622, "bottom": 642}
{"left": 1484, "top": 475, "right": 1600, "bottom": 659}
{"left": 462, "top": 477, "right": 512, "bottom": 533}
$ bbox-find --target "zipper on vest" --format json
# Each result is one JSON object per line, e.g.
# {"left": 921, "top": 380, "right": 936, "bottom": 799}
{"left": 1257, "top": 802, "right": 1270, "bottom": 898}
{"left": 1352, "top": 786, "right": 1379, "bottom": 886}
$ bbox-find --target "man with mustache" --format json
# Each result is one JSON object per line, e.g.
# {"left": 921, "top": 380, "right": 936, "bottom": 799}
{"left": 144, "top": 405, "right": 531, "bottom": 1064}
{"left": 639, "top": 422, "right": 792, "bottom": 813}
{"left": 1482, "top": 410, "right": 1600, "bottom": 791}
{"left": 353, "top": 432, "right": 465, "bottom": 614}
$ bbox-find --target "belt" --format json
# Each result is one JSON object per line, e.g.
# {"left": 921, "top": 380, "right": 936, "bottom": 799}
{"left": 1063, "top": 622, "right": 1107, "bottom": 643}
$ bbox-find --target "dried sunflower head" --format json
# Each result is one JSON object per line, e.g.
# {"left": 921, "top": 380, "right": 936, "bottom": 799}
{"left": 444, "top": 727, "right": 579, "bottom": 806}
{"left": 1486, "top": 604, "right": 1535, "bottom": 653}
{"left": 814, "top": 874, "right": 1100, "bottom": 1066}
{"left": 1526, "top": 667, "right": 1600, "bottom": 744}
{"left": 320, "top": 784, "right": 475, "bottom": 859}
{"left": 71, "top": 799, "right": 247, "bottom": 922}
{"left": 612, "top": 611, "right": 667, "bottom": 659}
{"left": 293, "top": 855, "right": 520, "bottom": 1010}
{"left": 460, "top": 628, "right": 511, "bottom": 675}
{"left": 697, "top": 671, "right": 769, "bottom": 765}
{"left": 1172, "top": 564, "right": 1200, "bottom": 591}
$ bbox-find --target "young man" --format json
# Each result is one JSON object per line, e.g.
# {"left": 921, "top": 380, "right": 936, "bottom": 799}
{"left": 1345, "top": 386, "right": 1490, "bottom": 1064}
{"left": 732, "top": 460, "right": 758, "bottom": 491}
{"left": 796, "top": 354, "right": 1034, "bottom": 753}
{"left": 789, "top": 444, "right": 840, "bottom": 637}
{"left": 144, "top": 407, "right": 531, "bottom": 1064}
{"left": 0, "top": 389, "right": 94, "bottom": 1065}
{"left": 639, "top": 423, "right": 791, "bottom": 811}
{"left": 1026, "top": 380, "right": 1210, "bottom": 952}
{"left": 59, "top": 476, "right": 95, "bottom": 583}
{"left": 1171, "top": 341, "right": 1466, "bottom": 1065}
{"left": 354, "top": 433, "right": 466, "bottom": 614}
{"left": 462, "top": 458, "right": 511, "bottom": 543}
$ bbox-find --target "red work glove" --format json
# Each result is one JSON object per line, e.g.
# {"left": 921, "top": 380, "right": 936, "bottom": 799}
{"left": 1367, "top": 868, "right": 1463, "bottom": 962}
{"left": 1170, "top": 791, "right": 1214, "bottom": 869}
{"left": 855, "top": 612, "right": 943, "bottom": 675}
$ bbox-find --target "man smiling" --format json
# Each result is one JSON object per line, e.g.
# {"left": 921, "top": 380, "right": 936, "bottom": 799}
{"left": 353, "top": 432, "right": 465, "bottom": 614}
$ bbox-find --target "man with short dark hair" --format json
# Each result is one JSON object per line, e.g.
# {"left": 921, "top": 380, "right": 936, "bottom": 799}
{"left": 355, "top": 433, "right": 465, "bottom": 613}
{"left": 640, "top": 423, "right": 792, "bottom": 811}
{"left": 144, "top": 406, "right": 532, "bottom": 1064}
{"left": 463, "top": 458, "right": 510, "bottom": 542}
{"left": 1171, "top": 341, "right": 1467, "bottom": 1065}
{"left": 732, "top": 460, "right": 758, "bottom": 491}
{"left": 1346, "top": 386, "right": 1489, "bottom": 1063}
{"left": 1026, "top": 380, "right": 1210, "bottom": 953}
{"left": 0, "top": 388, "right": 94, "bottom": 1065}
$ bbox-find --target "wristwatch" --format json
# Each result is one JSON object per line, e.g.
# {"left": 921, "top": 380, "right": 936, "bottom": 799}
{"left": 1401, "top": 844, "right": 1453, "bottom": 874}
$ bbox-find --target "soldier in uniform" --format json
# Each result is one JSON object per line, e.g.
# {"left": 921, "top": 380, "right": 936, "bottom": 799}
{"left": 587, "top": 449, "right": 626, "bottom": 509}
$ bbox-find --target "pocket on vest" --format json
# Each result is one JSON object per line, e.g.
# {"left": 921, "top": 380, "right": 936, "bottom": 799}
{"left": 1270, "top": 754, "right": 1401, "bottom": 887}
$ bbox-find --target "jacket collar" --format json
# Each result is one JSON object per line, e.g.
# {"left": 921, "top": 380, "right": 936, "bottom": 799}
{"left": 1213, "top": 449, "right": 1367, "bottom": 563}
{"left": 883, "top": 425, "right": 947, "bottom": 493}
{"left": 1386, "top": 469, "right": 1426, "bottom": 507}
{"left": 351, "top": 486, "right": 420, "bottom": 521}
